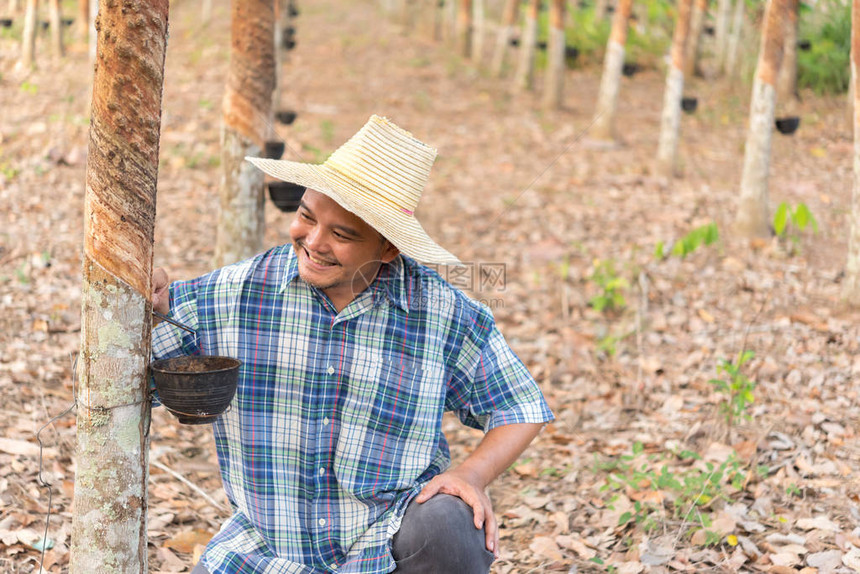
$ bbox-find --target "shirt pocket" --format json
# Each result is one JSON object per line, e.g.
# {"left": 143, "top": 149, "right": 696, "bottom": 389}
{"left": 334, "top": 357, "right": 444, "bottom": 499}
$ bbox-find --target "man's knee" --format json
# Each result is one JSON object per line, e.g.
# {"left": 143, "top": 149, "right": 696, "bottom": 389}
{"left": 392, "top": 494, "right": 495, "bottom": 573}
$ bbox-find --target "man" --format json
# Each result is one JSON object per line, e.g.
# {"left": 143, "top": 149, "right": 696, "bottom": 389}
{"left": 152, "top": 115, "right": 554, "bottom": 573}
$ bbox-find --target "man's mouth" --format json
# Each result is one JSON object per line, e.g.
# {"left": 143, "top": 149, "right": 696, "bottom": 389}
{"left": 302, "top": 246, "right": 337, "bottom": 268}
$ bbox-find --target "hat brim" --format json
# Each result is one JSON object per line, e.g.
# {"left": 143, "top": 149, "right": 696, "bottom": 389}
{"left": 246, "top": 156, "right": 462, "bottom": 266}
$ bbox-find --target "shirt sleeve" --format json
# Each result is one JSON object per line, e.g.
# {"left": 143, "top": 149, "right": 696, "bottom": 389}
{"left": 447, "top": 302, "right": 554, "bottom": 432}
{"left": 151, "top": 278, "right": 204, "bottom": 360}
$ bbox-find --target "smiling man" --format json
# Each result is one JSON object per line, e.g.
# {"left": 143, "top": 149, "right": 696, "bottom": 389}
{"left": 151, "top": 115, "right": 554, "bottom": 574}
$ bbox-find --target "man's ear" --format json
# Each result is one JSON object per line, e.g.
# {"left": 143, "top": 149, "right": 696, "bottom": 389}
{"left": 380, "top": 240, "right": 400, "bottom": 264}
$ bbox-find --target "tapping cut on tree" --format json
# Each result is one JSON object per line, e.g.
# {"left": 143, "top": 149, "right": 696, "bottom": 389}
{"left": 542, "top": 0, "right": 566, "bottom": 109}
{"left": 656, "top": 0, "right": 694, "bottom": 177}
{"left": 735, "top": 0, "right": 790, "bottom": 238}
{"left": 514, "top": 0, "right": 540, "bottom": 90}
{"left": 215, "top": 0, "right": 276, "bottom": 267}
{"left": 490, "top": 0, "right": 519, "bottom": 77}
{"left": 69, "top": 1, "right": 170, "bottom": 572}
{"left": 591, "top": 0, "right": 634, "bottom": 141}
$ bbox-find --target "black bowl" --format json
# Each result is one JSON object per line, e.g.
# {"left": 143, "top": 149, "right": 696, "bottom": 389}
{"left": 565, "top": 45, "right": 579, "bottom": 59}
{"left": 151, "top": 356, "right": 240, "bottom": 425}
{"left": 264, "top": 140, "right": 285, "bottom": 159}
{"left": 681, "top": 96, "right": 698, "bottom": 113}
{"left": 622, "top": 62, "right": 639, "bottom": 77}
{"left": 537, "top": 40, "right": 548, "bottom": 50}
{"left": 62, "top": 18, "right": 74, "bottom": 27}
{"left": 703, "top": 24, "right": 715, "bottom": 36}
{"left": 288, "top": 3, "right": 299, "bottom": 17}
{"left": 775, "top": 116, "right": 800, "bottom": 135}
{"left": 269, "top": 181, "right": 305, "bottom": 212}
{"left": 0, "top": 18, "right": 13, "bottom": 28}
{"left": 276, "top": 110, "right": 298, "bottom": 125}
{"left": 797, "top": 39, "right": 811, "bottom": 51}
{"left": 509, "top": 37, "right": 520, "bottom": 47}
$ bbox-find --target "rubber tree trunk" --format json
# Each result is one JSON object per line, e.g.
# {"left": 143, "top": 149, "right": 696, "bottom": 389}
{"left": 457, "top": 0, "right": 473, "bottom": 57}
{"left": 9, "top": 0, "right": 20, "bottom": 14}
{"left": 471, "top": 0, "right": 484, "bottom": 63}
{"left": 543, "top": 0, "right": 566, "bottom": 109}
{"left": 202, "top": 0, "right": 212, "bottom": 23}
{"left": 77, "top": 0, "right": 88, "bottom": 42}
{"left": 20, "top": 0, "right": 37, "bottom": 68}
{"left": 683, "top": 0, "right": 707, "bottom": 78}
{"left": 777, "top": 0, "right": 799, "bottom": 101}
{"left": 48, "top": 0, "right": 63, "bottom": 58}
{"left": 594, "top": 0, "right": 609, "bottom": 20}
{"left": 725, "top": 0, "right": 744, "bottom": 76}
{"left": 656, "top": 0, "right": 693, "bottom": 177}
{"left": 490, "top": 0, "right": 518, "bottom": 77}
{"left": 843, "top": 0, "right": 860, "bottom": 304}
{"left": 514, "top": 0, "right": 540, "bottom": 90}
{"left": 216, "top": 0, "right": 276, "bottom": 267}
{"left": 713, "top": 0, "right": 731, "bottom": 74}
{"left": 591, "top": 0, "right": 633, "bottom": 141}
{"left": 69, "top": 1, "right": 169, "bottom": 572}
{"left": 735, "top": 0, "right": 788, "bottom": 238}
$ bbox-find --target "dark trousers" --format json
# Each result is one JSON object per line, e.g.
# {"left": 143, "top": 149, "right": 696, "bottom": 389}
{"left": 190, "top": 494, "right": 495, "bottom": 573}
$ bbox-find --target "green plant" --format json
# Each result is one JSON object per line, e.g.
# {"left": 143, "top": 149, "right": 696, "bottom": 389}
{"left": 655, "top": 222, "right": 719, "bottom": 260}
{"left": 797, "top": 0, "right": 850, "bottom": 94}
{"left": 709, "top": 350, "right": 756, "bottom": 427}
{"left": 773, "top": 202, "right": 818, "bottom": 252}
{"left": 589, "top": 259, "right": 628, "bottom": 313}
{"left": 320, "top": 120, "right": 335, "bottom": 145}
{"left": 20, "top": 81, "right": 38, "bottom": 95}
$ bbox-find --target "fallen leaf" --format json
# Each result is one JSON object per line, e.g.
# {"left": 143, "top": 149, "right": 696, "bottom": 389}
{"left": 796, "top": 517, "right": 840, "bottom": 532}
{"left": 529, "top": 535, "right": 564, "bottom": 561}
{"left": 842, "top": 547, "right": 860, "bottom": 570}
{"left": 164, "top": 530, "right": 214, "bottom": 554}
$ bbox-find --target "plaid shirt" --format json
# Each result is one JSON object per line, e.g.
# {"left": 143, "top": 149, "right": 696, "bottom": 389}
{"left": 151, "top": 244, "right": 553, "bottom": 574}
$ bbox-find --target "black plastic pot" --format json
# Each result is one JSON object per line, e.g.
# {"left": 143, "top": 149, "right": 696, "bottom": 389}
{"left": 269, "top": 182, "right": 305, "bottom": 212}
{"left": 276, "top": 110, "right": 297, "bottom": 125}
{"left": 151, "top": 356, "right": 240, "bottom": 425}
{"left": 264, "top": 141, "right": 285, "bottom": 160}
{"left": 775, "top": 116, "right": 800, "bottom": 135}
{"left": 622, "top": 62, "right": 639, "bottom": 77}
{"left": 681, "top": 96, "right": 698, "bottom": 113}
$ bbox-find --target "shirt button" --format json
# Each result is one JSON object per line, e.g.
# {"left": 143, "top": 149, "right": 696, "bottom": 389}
{"left": 327, "top": 366, "right": 335, "bottom": 375}
{"left": 319, "top": 467, "right": 325, "bottom": 476}
{"left": 318, "top": 518, "right": 326, "bottom": 527}
{"left": 322, "top": 417, "right": 330, "bottom": 426}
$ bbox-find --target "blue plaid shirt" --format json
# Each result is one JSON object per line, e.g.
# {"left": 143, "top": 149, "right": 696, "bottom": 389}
{"left": 151, "top": 244, "right": 553, "bottom": 574}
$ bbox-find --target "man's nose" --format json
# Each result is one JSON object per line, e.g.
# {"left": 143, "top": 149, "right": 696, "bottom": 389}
{"left": 305, "top": 226, "right": 325, "bottom": 250}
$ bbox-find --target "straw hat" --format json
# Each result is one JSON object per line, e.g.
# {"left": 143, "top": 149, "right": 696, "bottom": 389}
{"left": 246, "top": 115, "right": 461, "bottom": 265}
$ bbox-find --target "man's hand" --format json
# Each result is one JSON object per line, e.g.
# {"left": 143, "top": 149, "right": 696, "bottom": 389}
{"left": 415, "top": 469, "right": 498, "bottom": 556}
{"left": 152, "top": 268, "right": 170, "bottom": 316}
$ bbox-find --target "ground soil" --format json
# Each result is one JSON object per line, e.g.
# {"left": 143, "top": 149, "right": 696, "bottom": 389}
{"left": 1, "top": 0, "right": 859, "bottom": 572}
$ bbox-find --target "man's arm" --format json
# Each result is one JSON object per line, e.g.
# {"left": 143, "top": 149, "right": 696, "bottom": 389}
{"left": 414, "top": 422, "right": 544, "bottom": 556}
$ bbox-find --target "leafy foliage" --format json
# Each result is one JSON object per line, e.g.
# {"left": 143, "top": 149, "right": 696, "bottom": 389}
{"left": 709, "top": 350, "right": 757, "bottom": 426}
{"left": 797, "top": 0, "right": 851, "bottom": 94}
{"left": 589, "top": 259, "right": 628, "bottom": 312}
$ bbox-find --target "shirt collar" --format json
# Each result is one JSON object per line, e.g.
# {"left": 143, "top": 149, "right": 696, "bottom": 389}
{"left": 279, "top": 246, "right": 409, "bottom": 312}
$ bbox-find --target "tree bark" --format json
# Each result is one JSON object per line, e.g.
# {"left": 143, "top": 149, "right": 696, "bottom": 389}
{"left": 490, "top": 0, "right": 518, "bottom": 77}
{"left": 543, "top": 0, "right": 566, "bottom": 109}
{"left": 777, "top": 0, "right": 799, "bottom": 101}
{"left": 725, "top": 0, "right": 744, "bottom": 76}
{"left": 48, "top": 0, "right": 63, "bottom": 58}
{"left": 457, "top": 0, "right": 473, "bottom": 57}
{"left": 216, "top": 0, "right": 276, "bottom": 267}
{"left": 20, "top": 0, "right": 37, "bottom": 68}
{"left": 843, "top": 0, "right": 860, "bottom": 303}
{"left": 471, "top": 0, "right": 484, "bottom": 63}
{"left": 9, "top": 0, "right": 20, "bottom": 14}
{"left": 713, "top": 0, "right": 731, "bottom": 74}
{"left": 735, "top": 0, "right": 787, "bottom": 238}
{"left": 514, "top": 0, "right": 540, "bottom": 90}
{"left": 683, "top": 0, "right": 707, "bottom": 78}
{"left": 591, "top": 0, "right": 633, "bottom": 140}
{"left": 656, "top": 0, "right": 693, "bottom": 177}
{"left": 69, "top": 1, "right": 169, "bottom": 572}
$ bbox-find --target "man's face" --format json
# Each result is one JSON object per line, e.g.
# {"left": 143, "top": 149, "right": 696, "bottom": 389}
{"left": 290, "top": 189, "right": 399, "bottom": 310}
